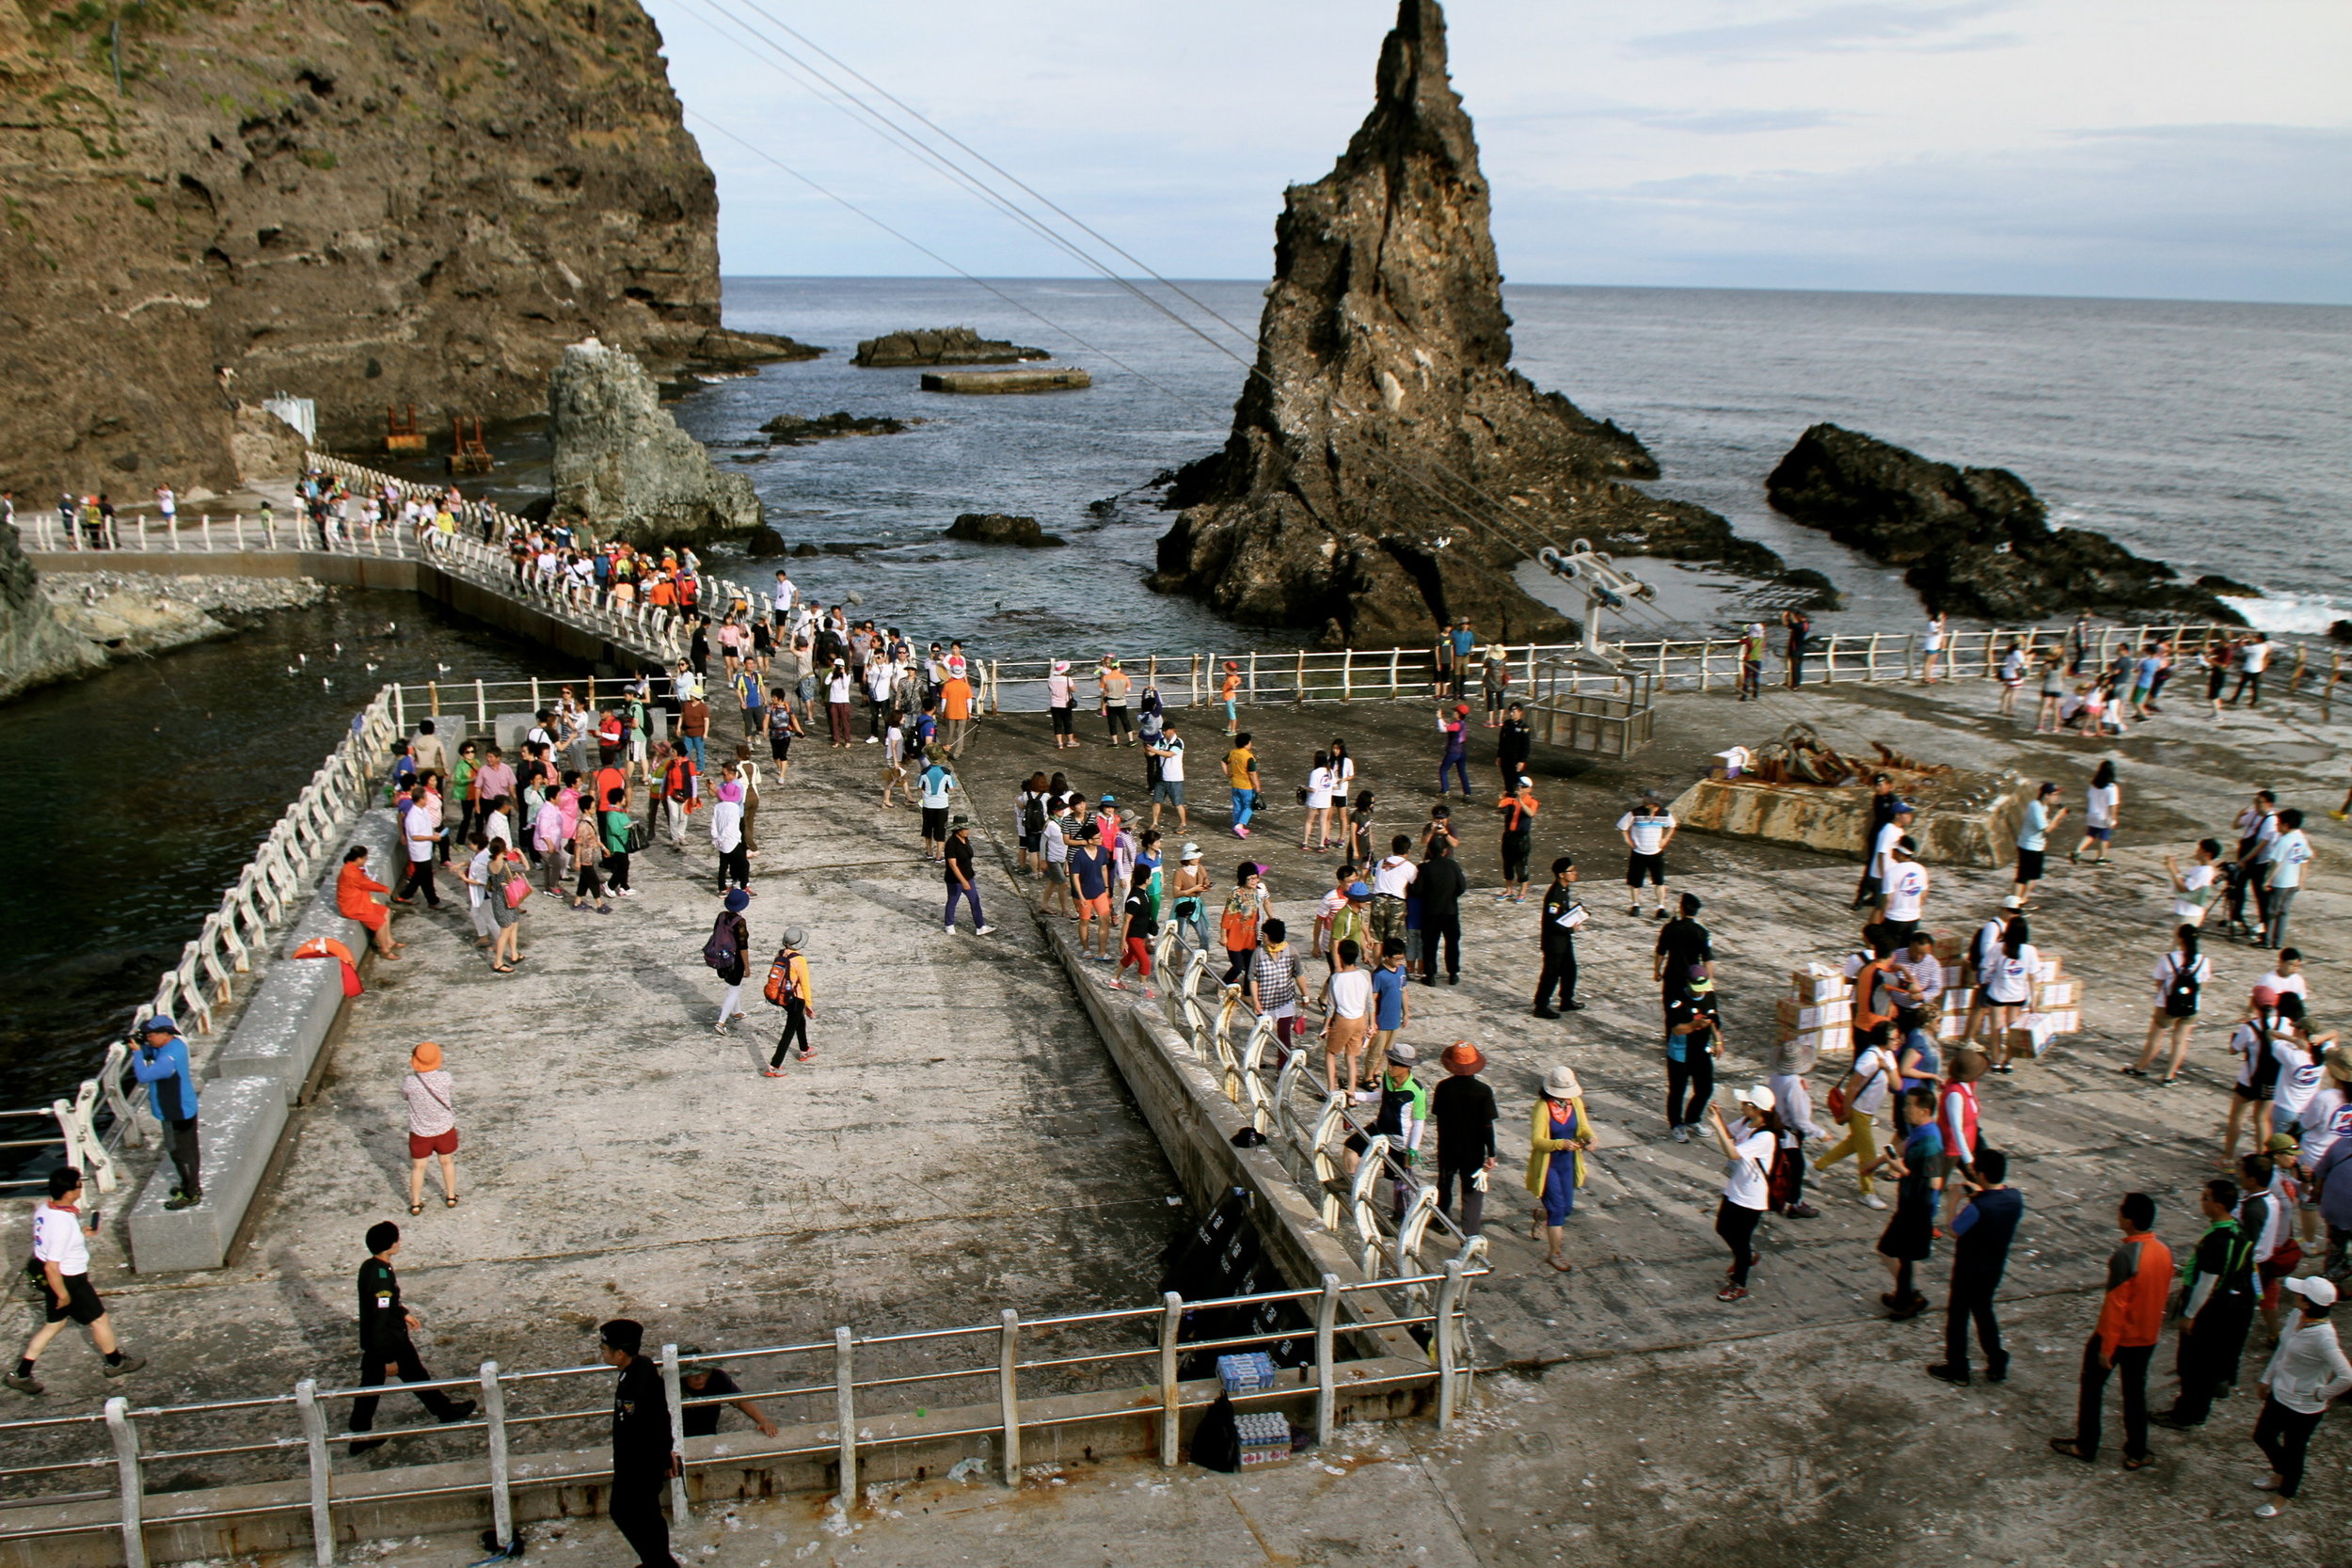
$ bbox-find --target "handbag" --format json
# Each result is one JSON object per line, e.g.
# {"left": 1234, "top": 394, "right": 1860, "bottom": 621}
{"left": 625, "top": 820, "right": 652, "bottom": 854}
{"left": 501, "top": 862, "right": 532, "bottom": 909}
{"left": 1826, "top": 1083, "right": 1849, "bottom": 1122}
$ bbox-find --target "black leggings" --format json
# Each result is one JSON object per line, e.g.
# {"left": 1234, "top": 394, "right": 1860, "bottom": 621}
{"left": 771, "top": 1003, "right": 810, "bottom": 1067}
{"left": 1716, "top": 1199, "right": 1760, "bottom": 1285}
{"left": 574, "top": 863, "right": 604, "bottom": 900}
{"left": 604, "top": 849, "right": 630, "bottom": 892}
{"left": 1665, "top": 1052, "right": 1715, "bottom": 1129}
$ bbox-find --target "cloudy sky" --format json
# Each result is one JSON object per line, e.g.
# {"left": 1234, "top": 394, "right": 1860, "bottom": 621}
{"left": 645, "top": 0, "right": 2352, "bottom": 303}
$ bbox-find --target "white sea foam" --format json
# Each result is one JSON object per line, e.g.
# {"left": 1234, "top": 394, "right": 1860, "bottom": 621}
{"left": 2218, "top": 594, "right": 2344, "bottom": 635}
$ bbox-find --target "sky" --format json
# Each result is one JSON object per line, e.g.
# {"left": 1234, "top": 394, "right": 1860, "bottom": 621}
{"left": 644, "top": 0, "right": 2352, "bottom": 304}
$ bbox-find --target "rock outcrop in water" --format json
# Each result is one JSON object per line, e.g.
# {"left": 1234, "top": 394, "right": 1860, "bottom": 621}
{"left": 854, "top": 328, "right": 1045, "bottom": 367}
{"left": 0, "top": 0, "right": 813, "bottom": 499}
{"left": 548, "top": 341, "right": 760, "bottom": 549}
{"left": 1766, "top": 424, "right": 2244, "bottom": 624}
{"left": 945, "top": 514, "right": 1065, "bottom": 547}
{"left": 0, "top": 530, "right": 105, "bottom": 703}
{"left": 1152, "top": 0, "right": 1778, "bottom": 646}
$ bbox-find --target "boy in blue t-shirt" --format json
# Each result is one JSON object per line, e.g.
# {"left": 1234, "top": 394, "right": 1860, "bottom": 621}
{"left": 1366, "top": 938, "right": 1411, "bottom": 1087}
{"left": 1867, "top": 1086, "right": 1946, "bottom": 1320}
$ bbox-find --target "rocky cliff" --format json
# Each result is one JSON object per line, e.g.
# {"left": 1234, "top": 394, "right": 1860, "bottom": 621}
{"left": 1152, "top": 0, "right": 1776, "bottom": 647}
{"left": 0, "top": 525, "right": 105, "bottom": 703}
{"left": 1766, "top": 424, "right": 2244, "bottom": 624}
{"left": 0, "top": 0, "right": 810, "bottom": 500}
{"left": 549, "top": 339, "right": 758, "bottom": 548}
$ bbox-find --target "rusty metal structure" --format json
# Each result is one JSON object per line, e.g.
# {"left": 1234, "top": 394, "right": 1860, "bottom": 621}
{"left": 448, "top": 414, "right": 493, "bottom": 474}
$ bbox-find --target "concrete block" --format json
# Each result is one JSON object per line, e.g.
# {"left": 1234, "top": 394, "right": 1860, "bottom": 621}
{"left": 213, "top": 950, "right": 344, "bottom": 1104}
{"left": 126, "top": 1074, "right": 289, "bottom": 1272}
{"left": 493, "top": 709, "right": 539, "bottom": 752}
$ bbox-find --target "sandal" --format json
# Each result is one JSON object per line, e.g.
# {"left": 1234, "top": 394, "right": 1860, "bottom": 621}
{"left": 491, "top": 964, "right": 514, "bottom": 974}
{"left": 408, "top": 1203, "right": 424, "bottom": 1216}
{"left": 1548, "top": 1259, "right": 1573, "bottom": 1275}
{"left": 444, "top": 1196, "right": 460, "bottom": 1208}
{"left": 2121, "top": 1453, "right": 2155, "bottom": 1471}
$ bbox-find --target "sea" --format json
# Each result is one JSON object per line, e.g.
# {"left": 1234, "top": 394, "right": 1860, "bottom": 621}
{"left": 5, "top": 280, "right": 2345, "bottom": 1125}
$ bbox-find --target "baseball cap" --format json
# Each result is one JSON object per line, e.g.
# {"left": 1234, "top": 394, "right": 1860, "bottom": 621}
{"left": 1734, "top": 1085, "right": 1777, "bottom": 1113}
{"left": 1346, "top": 880, "right": 1373, "bottom": 898}
{"left": 2282, "top": 1275, "right": 2339, "bottom": 1309}
{"left": 141, "top": 1016, "right": 179, "bottom": 1035}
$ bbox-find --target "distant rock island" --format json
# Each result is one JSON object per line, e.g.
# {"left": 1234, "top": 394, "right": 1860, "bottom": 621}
{"left": 761, "top": 412, "right": 914, "bottom": 445}
{"left": 945, "top": 514, "right": 1066, "bottom": 547}
{"left": 855, "top": 328, "right": 1047, "bottom": 368}
{"left": 1151, "top": 0, "right": 1779, "bottom": 647}
{"left": 1766, "top": 424, "right": 2247, "bottom": 625}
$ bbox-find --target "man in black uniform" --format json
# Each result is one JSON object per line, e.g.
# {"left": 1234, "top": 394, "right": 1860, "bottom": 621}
{"left": 600, "top": 1318, "right": 679, "bottom": 1568}
{"left": 1534, "top": 856, "right": 1584, "bottom": 1017}
{"left": 1495, "top": 703, "right": 1532, "bottom": 789}
{"left": 1926, "top": 1148, "right": 2025, "bottom": 1385}
{"left": 349, "top": 1222, "right": 474, "bottom": 1452}
{"left": 1415, "top": 838, "right": 1468, "bottom": 986}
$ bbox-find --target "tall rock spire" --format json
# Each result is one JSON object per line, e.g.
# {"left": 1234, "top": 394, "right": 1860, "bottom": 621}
{"left": 1155, "top": 0, "right": 1770, "bottom": 645}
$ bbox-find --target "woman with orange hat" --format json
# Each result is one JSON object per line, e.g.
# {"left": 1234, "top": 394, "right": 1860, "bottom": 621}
{"left": 1432, "top": 1042, "right": 1498, "bottom": 1236}
{"left": 402, "top": 1043, "right": 459, "bottom": 1214}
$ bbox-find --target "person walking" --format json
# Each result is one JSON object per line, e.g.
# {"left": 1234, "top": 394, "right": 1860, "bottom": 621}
{"left": 1707, "top": 1085, "right": 1779, "bottom": 1302}
{"left": 597, "top": 1319, "right": 681, "bottom": 1568}
{"left": 1663, "top": 1000, "right": 1724, "bottom": 1143}
{"left": 2008, "top": 784, "right": 2065, "bottom": 910}
{"left": 2249, "top": 1275, "right": 2352, "bottom": 1517}
{"left": 706, "top": 890, "right": 751, "bottom": 1034}
{"left": 709, "top": 780, "right": 749, "bottom": 894}
{"left": 401, "top": 1043, "right": 460, "bottom": 1213}
{"left": 398, "top": 773, "right": 442, "bottom": 907}
{"left": 1432, "top": 1042, "right": 1498, "bottom": 1237}
{"left": 1301, "top": 752, "right": 1338, "bottom": 851}
{"left": 2154, "top": 1178, "right": 2260, "bottom": 1429}
{"left": 1246, "top": 917, "right": 1306, "bottom": 1059}
{"left": 1815, "top": 1031, "right": 1898, "bottom": 1210}
{"left": 918, "top": 749, "right": 957, "bottom": 862}
{"left": 1980, "top": 917, "right": 2040, "bottom": 1074}
{"left": 1867, "top": 1086, "right": 1944, "bottom": 1320}
{"left": 1526, "top": 1066, "right": 1592, "bottom": 1275}
{"left": 6, "top": 1167, "right": 146, "bottom": 1396}
{"left": 943, "top": 818, "right": 993, "bottom": 936}
{"left": 1415, "top": 838, "right": 1467, "bottom": 986}
{"left": 1224, "top": 733, "right": 1261, "bottom": 839}
{"left": 484, "top": 840, "right": 524, "bottom": 974}
{"left": 2049, "top": 1193, "right": 2172, "bottom": 1470}
{"left": 676, "top": 685, "right": 710, "bottom": 774}
{"left": 761, "top": 927, "right": 816, "bottom": 1073}
{"left": 347, "top": 1220, "right": 475, "bottom": 1451}
{"left": 1654, "top": 892, "right": 1715, "bottom": 1030}
{"left": 1436, "top": 704, "right": 1472, "bottom": 799}
{"left": 1169, "top": 844, "right": 1212, "bottom": 952}
{"left": 2127, "top": 925, "right": 2210, "bottom": 1083}
{"left": 131, "top": 1017, "right": 201, "bottom": 1210}
{"left": 1926, "top": 1147, "right": 2023, "bottom": 1384}
{"left": 1496, "top": 703, "right": 1532, "bottom": 787}
{"left": 1147, "top": 720, "right": 1189, "bottom": 831}
{"left": 597, "top": 781, "right": 636, "bottom": 899}
{"left": 1319, "top": 940, "right": 1373, "bottom": 1100}
{"left": 1533, "top": 857, "right": 1583, "bottom": 1017}
{"left": 1494, "top": 774, "right": 1538, "bottom": 904}
{"left": 2072, "top": 760, "right": 2121, "bottom": 863}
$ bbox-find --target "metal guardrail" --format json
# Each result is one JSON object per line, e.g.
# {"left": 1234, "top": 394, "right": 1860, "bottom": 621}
{"left": 0, "top": 1268, "right": 1482, "bottom": 1560}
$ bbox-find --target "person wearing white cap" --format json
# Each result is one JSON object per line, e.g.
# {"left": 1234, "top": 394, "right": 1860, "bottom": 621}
{"left": 2251, "top": 1274, "right": 2351, "bottom": 1515}
{"left": 1525, "top": 1067, "right": 1592, "bottom": 1275}
{"left": 1706, "top": 1085, "right": 1779, "bottom": 1302}
{"left": 1168, "top": 844, "right": 1212, "bottom": 951}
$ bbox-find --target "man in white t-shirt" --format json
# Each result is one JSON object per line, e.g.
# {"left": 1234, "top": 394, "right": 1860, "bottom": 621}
{"left": 1618, "top": 800, "right": 1677, "bottom": 919}
{"left": 7, "top": 1166, "right": 145, "bottom": 1396}
{"left": 397, "top": 784, "right": 442, "bottom": 909}
{"left": 1876, "top": 836, "right": 1930, "bottom": 941}
{"left": 771, "top": 570, "right": 795, "bottom": 618}
{"left": 2261, "top": 808, "right": 2314, "bottom": 949}
{"left": 1369, "top": 834, "right": 1418, "bottom": 949}
{"left": 1147, "top": 721, "right": 1189, "bottom": 830}
{"left": 1873, "top": 803, "right": 1916, "bottom": 891}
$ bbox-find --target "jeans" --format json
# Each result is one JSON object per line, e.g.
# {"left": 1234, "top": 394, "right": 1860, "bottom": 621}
{"left": 1176, "top": 900, "right": 1213, "bottom": 952}
{"left": 350, "top": 1340, "right": 466, "bottom": 1431}
{"left": 2254, "top": 1397, "right": 2326, "bottom": 1498}
{"left": 2073, "top": 1333, "right": 2153, "bottom": 1459}
{"left": 946, "top": 883, "right": 985, "bottom": 930}
{"left": 1231, "top": 787, "right": 1256, "bottom": 829}
{"left": 1665, "top": 1052, "right": 1714, "bottom": 1129}
{"left": 679, "top": 735, "right": 706, "bottom": 771}
{"left": 1438, "top": 755, "right": 1470, "bottom": 795}
{"left": 1943, "top": 1271, "right": 2007, "bottom": 1376}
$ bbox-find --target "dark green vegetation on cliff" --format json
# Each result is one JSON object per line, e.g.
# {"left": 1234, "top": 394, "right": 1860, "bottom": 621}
{"left": 0, "top": 0, "right": 810, "bottom": 498}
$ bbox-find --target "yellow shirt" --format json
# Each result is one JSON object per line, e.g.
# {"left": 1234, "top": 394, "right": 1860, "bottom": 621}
{"left": 1224, "top": 747, "right": 1256, "bottom": 788}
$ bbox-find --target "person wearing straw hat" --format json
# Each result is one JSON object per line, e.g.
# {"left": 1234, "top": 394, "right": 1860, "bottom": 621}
{"left": 1432, "top": 1042, "right": 1498, "bottom": 1236}
{"left": 1527, "top": 1067, "right": 1593, "bottom": 1274}
{"left": 402, "top": 1042, "right": 460, "bottom": 1213}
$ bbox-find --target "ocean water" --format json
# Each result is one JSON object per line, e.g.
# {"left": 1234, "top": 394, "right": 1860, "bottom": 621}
{"left": 695, "top": 278, "right": 2352, "bottom": 641}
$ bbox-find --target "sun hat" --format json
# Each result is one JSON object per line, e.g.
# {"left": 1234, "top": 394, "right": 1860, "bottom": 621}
{"left": 1544, "top": 1066, "right": 1581, "bottom": 1100}
{"left": 2283, "top": 1275, "right": 2339, "bottom": 1309}
{"left": 1734, "top": 1084, "right": 1777, "bottom": 1113}
{"left": 1441, "top": 1041, "right": 1485, "bottom": 1075}
{"left": 1386, "top": 1042, "right": 1419, "bottom": 1067}
{"left": 410, "top": 1041, "right": 443, "bottom": 1071}
{"left": 1052, "top": 659, "right": 1070, "bottom": 673}
{"left": 1100, "top": 794, "right": 1117, "bottom": 804}
{"left": 723, "top": 889, "right": 749, "bottom": 912}
{"left": 1181, "top": 842, "right": 1202, "bottom": 861}
{"left": 782, "top": 927, "right": 806, "bottom": 947}
{"left": 717, "top": 780, "right": 742, "bottom": 802}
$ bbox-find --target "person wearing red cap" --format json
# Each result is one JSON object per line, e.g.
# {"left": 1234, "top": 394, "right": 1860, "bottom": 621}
{"left": 1437, "top": 704, "right": 1471, "bottom": 799}
{"left": 1432, "top": 1043, "right": 1497, "bottom": 1236}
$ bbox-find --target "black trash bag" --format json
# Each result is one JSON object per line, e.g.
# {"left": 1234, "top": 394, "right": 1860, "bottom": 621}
{"left": 1190, "top": 1392, "right": 1241, "bottom": 1473}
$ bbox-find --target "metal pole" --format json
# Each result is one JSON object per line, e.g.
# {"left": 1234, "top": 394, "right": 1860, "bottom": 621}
{"left": 295, "top": 1377, "right": 334, "bottom": 1566}
{"left": 659, "top": 1343, "right": 688, "bottom": 1525}
{"left": 1434, "top": 1259, "right": 1467, "bottom": 1431}
{"left": 1156, "top": 1291, "right": 1182, "bottom": 1466}
{"left": 1293, "top": 649, "right": 1305, "bottom": 704}
{"left": 104, "top": 1396, "right": 147, "bottom": 1568}
{"left": 997, "top": 1308, "right": 1021, "bottom": 1485}
{"left": 1312, "top": 1273, "right": 1340, "bottom": 1447}
{"left": 833, "top": 1327, "right": 856, "bottom": 1513}
{"left": 480, "top": 1361, "right": 513, "bottom": 1550}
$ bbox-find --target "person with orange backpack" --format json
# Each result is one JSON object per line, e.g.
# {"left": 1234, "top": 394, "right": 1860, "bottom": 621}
{"left": 762, "top": 927, "right": 815, "bottom": 1074}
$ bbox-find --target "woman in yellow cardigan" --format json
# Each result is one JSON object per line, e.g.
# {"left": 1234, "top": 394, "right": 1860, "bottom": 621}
{"left": 1526, "top": 1066, "right": 1594, "bottom": 1274}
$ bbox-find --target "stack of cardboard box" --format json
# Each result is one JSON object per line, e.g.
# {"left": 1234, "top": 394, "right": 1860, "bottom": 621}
{"left": 1772, "top": 934, "right": 2081, "bottom": 1063}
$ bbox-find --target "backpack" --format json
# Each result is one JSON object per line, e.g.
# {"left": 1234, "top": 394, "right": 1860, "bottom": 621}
{"left": 702, "top": 914, "right": 739, "bottom": 972}
{"left": 1022, "top": 792, "right": 1046, "bottom": 838}
{"left": 2162, "top": 955, "right": 2202, "bottom": 1018}
{"left": 762, "top": 948, "right": 802, "bottom": 1006}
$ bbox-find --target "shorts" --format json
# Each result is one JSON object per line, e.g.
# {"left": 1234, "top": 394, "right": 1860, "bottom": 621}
{"left": 407, "top": 1127, "right": 460, "bottom": 1159}
{"left": 1627, "top": 850, "right": 1665, "bottom": 887}
{"left": 2234, "top": 1081, "right": 2274, "bottom": 1103}
{"left": 43, "top": 1271, "right": 104, "bottom": 1326}
{"left": 769, "top": 736, "right": 792, "bottom": 760}
{"left": 1152, "top": 781, "right": 1185, "bottom": 806}
{"left": 2014, "top": 847, "right": 2046, "bottom": 883}
{"left": 1326, "top": 1014, "right": 1370, "bottom": 1055}
{"left": 2087, "top": 826, "right": 2113, "bottom": 842}
{"left": 1080, "top": 894, "right": 1111, "bottom": 918}
{"left": 921, "top": 806, "right": 949, "bottom": 840}
{"left": 1019, "top": 832, "right": 1041, "bottom": 853}
{"left": 796, "top": 677, "right": 816, "bottom": 704}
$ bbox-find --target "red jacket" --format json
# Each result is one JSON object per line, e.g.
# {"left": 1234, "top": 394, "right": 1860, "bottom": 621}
{"left": 2094, "top": 1231, "right": 2174, "bottom": 1354}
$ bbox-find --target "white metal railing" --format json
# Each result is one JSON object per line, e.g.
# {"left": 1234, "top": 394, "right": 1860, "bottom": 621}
{"left": 0, "top": 1268, "right": 1481, "bottom": 1560}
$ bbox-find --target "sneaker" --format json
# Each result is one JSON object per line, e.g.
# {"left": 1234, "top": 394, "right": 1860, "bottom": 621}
{"left": 1532, "top": 1006, "right": 1562, "bottom": 1020}
{"left": 100, "top": 1354, "right": 146, "bottom": 1379}
{"left": 1924, "top": 1363, "right": 1969, "bottom": 1386}
{"left": 1860, "top": 1193, "right": 1888, "bottom": 1211}
{"left": 1234, "top": 827, "right": 1250, "bottom": 838}
{"left": 974, "top": 925, "right": 996, "bottom": 936}
{"left": 797, "top": 1050, "right": 818, "bottom": 1064}
{"left": 1783, "top": 1202, "right": 1820, "bottom": 1218}
{"left": 1107, "top": 978, "right": 1127, "bottom": 990}
{"left": 165, "top": 1191, "right": 201, "bottom": 1212}
{"left": 761, "top": 1068, "right": 788, "bottom": 1078}
{"left": 1141, "top": 989, "right": 1157, "bottom": 1001}
{"left": 1715, "top": 1285, "right": 1748, "bottom": 1302}
{"left": 440, "top": 1400, "right": 478, "bottom": 1423}
{"left": 713, "top": 1022, "right": 730, "bottom": 1037}
{"left": 2256, "top": 1503, "right": 2281, "bottom": 1518}
{"left": 1672, "top": 1125, "right": 1691, "bottom": 1143}
{"left": 4, "top": 1372, "right": 43, "bottom": 1397}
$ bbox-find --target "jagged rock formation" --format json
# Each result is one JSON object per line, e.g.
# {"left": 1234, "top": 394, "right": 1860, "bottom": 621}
{"left": 0, "top": 0, "right": 813, "bottom": 500}
{"left": 761, "top": 412, "right": 913, "bottom": 445}
{"left": 944, "top": 514, "right": 1065, "bottom": 547}
{"left": 1152, "top": 0, "right": 1777, "bottom": 647}
{"left": 548, "top": 341, "right": 759, "bottom": 549}
{"left": 0, "top": 527, "right": 106, "bottom": 702}
{"left": 854, "top": 328, "right": 1045, "bottom": 367}
{"left": 1767, "top": 424, "right": 2244, "bottom": 624}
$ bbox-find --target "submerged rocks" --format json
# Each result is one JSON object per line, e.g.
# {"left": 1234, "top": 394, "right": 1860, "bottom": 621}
{"left": 944, "top": 514, "right": 1066, "bottom": 547}
{"left": 548, "top": 340, "right": 761, "bottom": 549}
{"left": 761, "top": 411, "right": 913, "bottom": 445}
{"left": 1766, "top": 424, "right": 2242, "bottom": 624}
{"left": 854, "top": 328, "right": 1045, "bottom": 368}
{"left": 1152, "top": 0, "right": 1777, "bottom": 647}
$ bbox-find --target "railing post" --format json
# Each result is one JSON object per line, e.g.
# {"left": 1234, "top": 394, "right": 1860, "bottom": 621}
{"left": 659, "top": 1342, "right": 688, "bottom": 1525}
{"left": 475, "top": 678, "right": 487, "bottom": 726}
{"left": 105, "top": 1396, "right": 147, "bottom": 1568}
{"left": 480, "top": 1361, "right": 514, "bottom": 1550}
{"left": 1435, "top": 1259, "right": 1467, "bottom": 1431}
{"left": 1390, "top": 647, "right": 1401, "bottom": 698}
{"left": 1157, "top": 1291, "right": 1182, "bottom": 1467}
{"left": 1340, "top": 649, "right": 1352, "bottom": 702}
{"left": 1247, "top": 651, "right": 1258, "bottom": 705}
{"left": 996, "top": 1308, "right": 1022, "bottom": 1485}
{"left": 1293, "top": 649, "right": 1306, "bottom": 704}
{"left": 833, "top": 1326, "right": 857, "bottom": 1513}
{"left": 1313, "top": 1272, "right": 1340, "bottom": 1447}
{"left": 295, "top": 1377, "right": 334, "bottom": 1566}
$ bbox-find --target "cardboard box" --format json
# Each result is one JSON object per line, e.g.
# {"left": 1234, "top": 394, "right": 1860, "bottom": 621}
{"left": 1776, "top": 996, "right": 1851, "bottom": 1031}
{"left": 1931, "top": 932, "right": 1966, "bottom": 961}
{"left": 1235, "top": 1411, "right": 1293, "bottom": 1467}
{"left": 2035, "top": 979, "right": 2080, "bottom": 1009}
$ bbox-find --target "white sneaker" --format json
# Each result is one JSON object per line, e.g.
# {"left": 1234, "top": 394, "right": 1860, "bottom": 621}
{"left": 2255, "top": 1503, "right": 2281, "bottom": 1518}
{"left": 1860, "top": 1193, "right": 1888, "bottom": 1210}
{"left": 1672, "top": 1125, "right": 1691, "bottom": 1143}
{"left": 974, "top": 925, "right": 996, "bottom": 935}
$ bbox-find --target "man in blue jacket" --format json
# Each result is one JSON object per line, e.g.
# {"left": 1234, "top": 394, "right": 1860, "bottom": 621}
{"left": 130, "top": 1017, "right": 201, "bottom": 1210}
